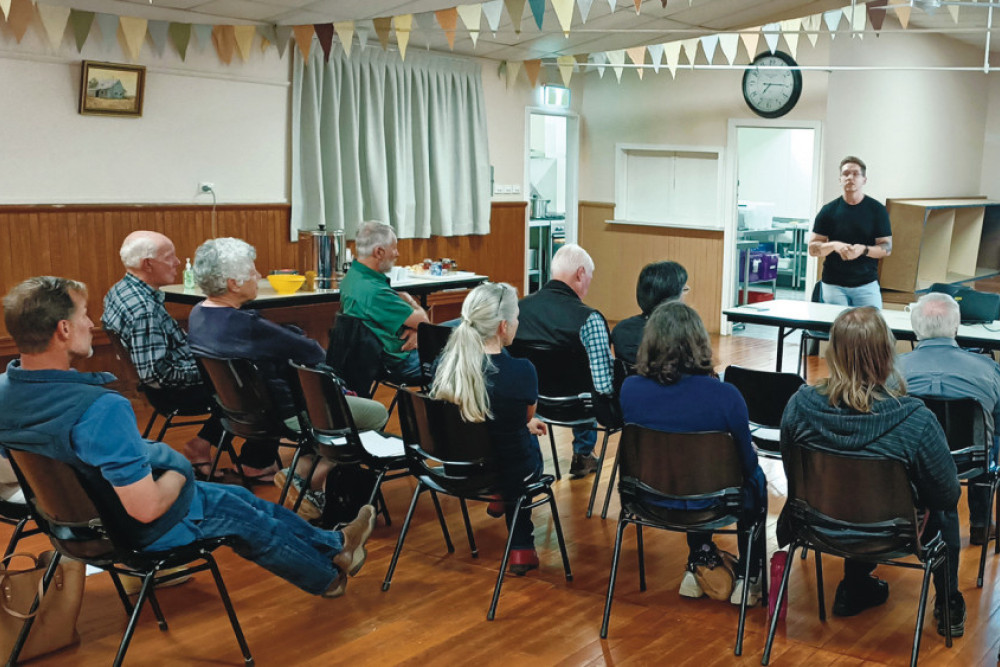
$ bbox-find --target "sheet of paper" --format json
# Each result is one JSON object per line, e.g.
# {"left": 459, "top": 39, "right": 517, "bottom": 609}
{"left": 331, "top": 431, "right": 405, "bottom": 458}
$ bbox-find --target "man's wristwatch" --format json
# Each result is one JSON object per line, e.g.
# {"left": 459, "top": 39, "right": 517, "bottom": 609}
{"left": 862, "top": 246, "right": 870, "bottom": 257}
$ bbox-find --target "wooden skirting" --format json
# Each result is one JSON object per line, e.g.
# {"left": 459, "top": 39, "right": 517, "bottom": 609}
{"left": 578, "top": 201, "right": 724, "bottom": 333}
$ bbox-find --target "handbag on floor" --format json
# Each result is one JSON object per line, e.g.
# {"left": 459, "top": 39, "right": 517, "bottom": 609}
{"left": 0, "top": 551, "right": 85, "bottom": 662}
{"left": 691, "top": 545, "right": 738, "bottom": 601}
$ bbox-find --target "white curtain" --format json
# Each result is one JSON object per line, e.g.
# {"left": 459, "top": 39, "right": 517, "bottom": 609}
{"left": 291, "top": 46, "right": 491, "bottom": 240}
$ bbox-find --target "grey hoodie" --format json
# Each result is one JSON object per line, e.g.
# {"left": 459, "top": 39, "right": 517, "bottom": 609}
{"left": 780, "top": 385, "right": 960, "bottom": 512}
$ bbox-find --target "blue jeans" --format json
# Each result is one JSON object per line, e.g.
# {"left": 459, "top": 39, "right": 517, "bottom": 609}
{"left": 572, "top": 423, "right": 597, "bottom": 455}
{"left": 821, "top": 280, "right": 882, "bottom": 308}
{"left": 384, "top": 349, "right": 423, "bottom": 384}
{"left": 145, "top": 483, "right": 344, "bottom": 595}
{"left": 968, "top": 437, "right": 1000, "bottom": 526}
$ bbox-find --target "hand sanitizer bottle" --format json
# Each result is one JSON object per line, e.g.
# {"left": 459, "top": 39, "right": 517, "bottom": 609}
{"left": 183, "top": 258, "right": 195, "bottom": 289}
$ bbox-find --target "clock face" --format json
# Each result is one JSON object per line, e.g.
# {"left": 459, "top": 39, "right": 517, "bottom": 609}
{"left": 742, "top": 51, "right": 803, "bottom": 118}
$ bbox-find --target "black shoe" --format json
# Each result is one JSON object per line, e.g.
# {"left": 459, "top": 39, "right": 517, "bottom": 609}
{"left": 569, "top": 454, "right": 599, "bottom": 479}
{"left": 970, "top": 523, "right": 996, "bottom": 546}
{"left": 832, "top": 577, "right": 889, "bottom": 617}
{"left": 933, "top": 593, "right": 966, "bottom": 638}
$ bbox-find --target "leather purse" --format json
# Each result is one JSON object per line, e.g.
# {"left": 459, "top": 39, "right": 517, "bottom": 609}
{"left": 0, "top": 551, "right": 85, "bottom": 662}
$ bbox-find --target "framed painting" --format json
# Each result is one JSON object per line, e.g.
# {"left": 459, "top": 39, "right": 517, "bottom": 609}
{"left": 79, "top": 61, "right": 146, "bottom": 117}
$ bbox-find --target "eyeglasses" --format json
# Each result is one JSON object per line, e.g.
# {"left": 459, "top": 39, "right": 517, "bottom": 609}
{"left": 494, "top": 282, "right": 507, "bottom": 317}
{"left": 841, "top": 170, "right": 863, "bottom": 179}
{"left": 682, "top": 285, "right": 691, "bottom": 293}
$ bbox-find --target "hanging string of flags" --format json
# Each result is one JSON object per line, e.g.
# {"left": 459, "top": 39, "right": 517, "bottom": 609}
{"left": 0, "top": 0, "right": 963, "bottom": 79}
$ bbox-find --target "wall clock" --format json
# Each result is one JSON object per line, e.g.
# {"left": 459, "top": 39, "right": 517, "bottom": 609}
{"left": 742, "top": 51, "right": 802, "bottom": 118}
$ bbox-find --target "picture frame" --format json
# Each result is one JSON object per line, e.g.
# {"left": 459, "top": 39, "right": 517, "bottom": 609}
{"left": 79, "top": 61, "right": 145, "bottom": 117}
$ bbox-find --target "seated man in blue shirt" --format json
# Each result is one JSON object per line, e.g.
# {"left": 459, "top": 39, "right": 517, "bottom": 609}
{"left": 898, "top": 291, "right": 1000, "bottom": 546}
{"left": 0, "top": 276, "right": 374, "bottom": 598}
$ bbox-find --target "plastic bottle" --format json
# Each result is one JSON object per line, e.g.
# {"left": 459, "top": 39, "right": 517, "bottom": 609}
{"left": 183, "top": 258, "right": 195, "bottom": 289}
{"left": 768, "top": 550, "right": 789, "bottom": 621}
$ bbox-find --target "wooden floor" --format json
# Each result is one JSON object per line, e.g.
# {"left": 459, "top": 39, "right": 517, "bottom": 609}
{"left": 12, "top": 333, "right": 1000, "bottom": 666}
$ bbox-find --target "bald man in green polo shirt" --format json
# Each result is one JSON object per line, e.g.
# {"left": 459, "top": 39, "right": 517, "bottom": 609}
{"left": 339, "top": 221, "right": 430, "bottom": 383}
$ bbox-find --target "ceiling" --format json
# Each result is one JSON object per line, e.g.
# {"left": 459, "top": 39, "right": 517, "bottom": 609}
{"left": 33, "top": 0, "right": 1000, "bottom": 61}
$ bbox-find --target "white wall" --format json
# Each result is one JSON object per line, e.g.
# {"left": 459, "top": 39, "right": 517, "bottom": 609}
{"left": 981, "top": 76, "right": 1000, "bottom": 199}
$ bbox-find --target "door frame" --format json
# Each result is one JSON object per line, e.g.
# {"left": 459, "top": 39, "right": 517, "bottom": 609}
{"left": 524, "top": 107, "right": 580, "bottom": 243}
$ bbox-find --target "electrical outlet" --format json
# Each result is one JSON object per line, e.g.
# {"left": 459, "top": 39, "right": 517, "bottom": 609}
{"left": 502, "top": 185, "right": 514, "bottom": 194}
{"left": 493, "top": 184, "right": 504, "bottom": 195}
{"left": 511, "top": 184, "right": 521, "bottom": 194}
{"left": 199, "top": 182, "right": 215, "bottom": 193}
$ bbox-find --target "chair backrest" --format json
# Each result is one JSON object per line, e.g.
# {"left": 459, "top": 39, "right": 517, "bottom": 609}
{"left": 724, "top": 365, "right": 804, "bottom": 429}
{"left": 197, "top": 357, "right": 288, "bottom": 440}
{"left": 612, "top": 357, "right": 636, "bottom": 397}
{"left": 291, "top": 362, "right": 367, "bottom": 465}
{"left": 326, "top": 314, "right": 383, "bottom": 397}
{"left": 104, "top": 329, "right": 143, "bottom": 387}
{"left": 914, "top": 396, "right": 990, "bottom": 474}
{"left": 417, "top": 323, "right": 453, "bottom": 384}
{"left": 782, "top": 441, "right": 919, "bottom": 556}
{"left": 508, "top": 339, "right": 594, "bottom": 398}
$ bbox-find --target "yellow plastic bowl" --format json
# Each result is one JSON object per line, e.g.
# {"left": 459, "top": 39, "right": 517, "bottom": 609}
{"left": 266, "top": 274, "right": 305, "bottom": 295}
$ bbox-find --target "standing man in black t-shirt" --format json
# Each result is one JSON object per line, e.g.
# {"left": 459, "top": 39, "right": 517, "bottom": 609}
{"left": 809, "top": 156, "right": 892, "bottom": 308}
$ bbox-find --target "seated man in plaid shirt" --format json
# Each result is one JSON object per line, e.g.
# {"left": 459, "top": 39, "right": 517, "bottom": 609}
{"left": 102, "top": 230, "right": 225, "bottom": 478}
{"left": 514, "top": 243, "right": 613, "bottom": 479}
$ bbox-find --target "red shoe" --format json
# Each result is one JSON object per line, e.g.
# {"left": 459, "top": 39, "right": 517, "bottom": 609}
{"left": 509, "top": 549, "right": 539, "bottom": 576}
{"left": 486, "top": 501, "right": 505, "bottom": 518}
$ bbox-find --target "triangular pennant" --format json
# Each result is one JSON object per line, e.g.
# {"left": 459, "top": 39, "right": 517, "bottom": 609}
{"left": 5, "top": 0, "right": 32, "bottom": 43}
{"left": 528, "top": 0, "right": 545, "bottom": 31}
{"left": 647, "top": 43, "right": 664, "bottom": 73}
{"left": 274, "top": 26, "right": 292, "bottom": 57}
{"left": 626, "top": 45, "right": 645, "bottom": 78}
{"left": 37, "top": 4, "right": 71, "bottom": 51}
{"left": 69, "top": 10, "right": 94, "bottom": 53}
{"left": 355, "top": 19, "right": 372, "bottom": 49}
{"left": 314, "top": 23, "right": 335, "bottom": 60}
{"left": 192, "top": 23, "right": 212, "bottom": 50}
{"left": 606, "top": 49, "right": 625, "bottom": 83}
{"left": 850, "top": 2, "right": 867, "bottom": 35}
{"left": 681, "top": 38, "right": 699, "bottom": 65}
{"left": 0, "top": 0, "right": 9, "bottom": 21}
{"left": 780, "top": 18, "right": 800, "bottom": 59}
{"left": 436, "top": 8, "right": 458, "bottom": 49}
{"left": 867, "top": 0, "right": 887, "bottom": 32}
{"left": 802, "top": 14, "right": 820, "bottom": 47}
{"left": 523, "top": 59, "right": 541, "bottom": 86}
{"left": 699, "top": 34, "right": 718, "bottom": 64}
{"left": 606, "top": 0, "right": 616, "bottom": 11}
{"left": 663, "top": 40, "right": 681, "bottom": 78}
{"left": 456, "top": 4, "right": 481, "bottom": 47}
{"left": 557, "top": 55, "right": 575, "bottom": 85}
{"left": 95, "top": 13, "right": 120, "bottom": 50}
{"left": 740, "top": 29, "right": 760, "bottom": 59}
{"left": 170, "top": 23, "right": 192, "bottom": 60}
{"left": 261, "top": 37, "right": 270, "bottom": 53}
{"left": 718, "top": 33, "right": 738, "bottom": 65}
{"left": 258, "top": 24, "right": 277, "bottom": 47}
{"left": 506, "top": 0, "right": 526, "bottom": 34}
{"left": 552, "top": 0, "right": 574, "bottom": 36}
{"left": 395, "top": 14, "right": 412, "bottom": 60}
{"left": 234, "top": 25, "right": 255, "bottom": 61}
{"left": 823, "top": 9, "right": 842, "bottom": 36}
{"left": 578, "top": 0, "right": 594, "bottom": 23}
{"left": 334, "top": 21, "right": 354, "bottom": 56}
{"left": 483, "top": 0, "right": 504, "bottom": 34}
{"left": 212, "top": 25, "right": 236, "bottom": 65}
{"left": 634, "top": 0, "right": 642, "bottom": 13}
{"left": 292, "top": 25, "right": 314, "bottom": 61}
{"left": 890, "top": 0, "right": 911, "bottom": 30}
{"left": 147, "top": 20, "right": 169, "bottom": 56}
{"left": 947, "top": 4, "right": 960, "bottom": 23}
{"left": 762, "top": 22, "right": 779, "bottom": 54}
{"left": 591, "top": 52, "right": 607, "bottom": 79}
{"left": 373, "top": 17, "right": 392, "bottom": 50}
{"left": 119, "top": 16, "right": 148, "bottom": 61}
{"left": 507, "top": 60, "right": 521, "bottom": 88}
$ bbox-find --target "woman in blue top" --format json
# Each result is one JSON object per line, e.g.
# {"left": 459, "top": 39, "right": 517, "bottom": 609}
{"left": 619, "top": 301, "right": 767, "bottom": 605}
{"left": 431, "top": 282, "right": 548, "bottom": 575}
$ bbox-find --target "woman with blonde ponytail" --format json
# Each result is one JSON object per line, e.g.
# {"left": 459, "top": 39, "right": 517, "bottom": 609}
{"left": 431, "top": 282, "right": 548, "bottom": 575}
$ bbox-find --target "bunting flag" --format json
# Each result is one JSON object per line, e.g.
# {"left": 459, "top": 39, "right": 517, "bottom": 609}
{"left": 275, "top": 25, "right": 292, "bottom": 57}
{"left": 578, "top": 0, "right": 594, "bottom": 23}
{"left": 373, "top": 17, "right": 392, "bottom": 50}
{"left": 523, "top": 58, "right": 541, "bottom": 86}
{"left": 147, "top": 20, "right": 169, "bottom": 56}
{"left": 663, "top": 40, "right": 681, "bottom": 77}
{"left": 482, "top": 0, "right": 503, "bottom": 34}
{"left": 680, "top": 38, "right": 698, "bottom": 66}
{"left": 506, "top": 60, "right": 521, "bottom": 88}
{"left": 0, "top": 0, "right": 9, "bottom": 21}
{"left": 557, "top": 54, "right": 575, "bottom": 84}
{"left": 212, "top": 25, "right": 236, "bottom": 64}
{"left": 37, "top": 4, "right": 71, "bottom": 50}
{"left": 849, "top": 2, "right": 867, "bottom": 36}
{"left": 395, "top": 14, "right": 412, "bottom": 60}
{"left": 436, "top": 8, "right": 458, "bottom": 49}
{"left": 591, "top": 52, "right": 607, "bottom": 79}
{"left": 626, "top": 45, "right": 645, "bottom": 79}
{"left": 234, "top": 25, "right": 255, "bottom": 61}
{"left": 823, "top": 9, "right": 842, "bottom": 36}
{"left": 552, "top": 0, "right": 574, "bottom": 36}
{"left": 780, "top": 18, "right": 800, "bottom": 60}
{"left": 413, "top": 12, "right": 436, "bottom": 49}
{"left": 506, "top": 0, "right": 526, "bottom": 34}
{"left": 314, "top": 23, "right": 335, "bottom": 60}
{"left": 718, "top": 33, "right": 738, "bottom": 65}
{"left": 948, "top": 4, "right": 960, "bottom": 23}
{"left": 95, "top": 13, "right": 120, "bottom": 50}
{"left": 761, "top": 22, "right": 779, "bottom": 54}
{"left": 634, "top": 0, "right": 642, "bottom": 14}
{"left": 258, "top": 24, "right": 277, "bottom": 54}
{"left": 69, "top": 10, "right": 95, "bottom": 53}
{"left": 193, "top": 23, "right": 212, "bottom": 51}
{"left": 528, "top": 0, "right": 545, "bottom": 31}
{"left": 606, "top": 49, "right": 625, "bottom": 82}
{"left": 456, "top": 4, "right": 481, "bottom": 47}
{"left": 292, "top": 25, "right": 314, "bottom": 61}
{"left": 802, "top": 14, "right": 820, "bottom": 47}
{"left": 740, "top": 29, "right": 760, "bottom": 60}
{"left": 170, "top": 22, "right": 192, "bottom": 60}
{"left": 867, "top": 0, "right": 887, "bottom": 32}
{"left": 890, "top": 0, "right": 911, "bottom": 30}
{"left": 606, "top": 0, "right": 616, "bottom": 12}
{"left": 647, "top": 42, "right": 664, "bottom": 73}
{"left": 699, "top": 34, "right": 718, "bottom": 64}
{"left": 334, "top": 21, "right": 354, "bottom": 56}
{"left": 355, "top": 19, "right": 372, "bottom": 49}
{"left": 119, "top": 16, "right": 148, "bottom": 61}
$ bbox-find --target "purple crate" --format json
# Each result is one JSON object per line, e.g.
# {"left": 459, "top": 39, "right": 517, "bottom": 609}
{"left": 739, "top": 250, "right": 779, "bottom": 283}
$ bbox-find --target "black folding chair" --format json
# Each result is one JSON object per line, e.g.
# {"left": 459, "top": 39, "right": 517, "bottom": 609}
{"left": 416, "top": 322, "right": 454, "bottom": 386}
{"left": 762, "top": 444, "right": 953, "bottom": 667}
{"left": 916, "top": 396, "right": 999, "bottom": 587}
{"left": 723, "top": 365, "right": 804, "bottom": 460}
{"left": 601, "top": 426, "right": 767, "bottom": 656}
{"left": 798, "top": 282, "right": 828, "bottom": 380}
{"left": 3, "top": 448, "right": 252, "bottom": 667}
{"left": 382, "top": 391, "right": 572, "bottom": 620}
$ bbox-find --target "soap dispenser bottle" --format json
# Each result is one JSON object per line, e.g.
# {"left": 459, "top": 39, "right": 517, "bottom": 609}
{"left": 183, "top": 258, "right": 195, "bottom": 289}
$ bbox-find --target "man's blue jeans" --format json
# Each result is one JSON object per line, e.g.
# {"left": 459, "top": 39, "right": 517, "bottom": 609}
{"left": 146, "top": 483, "right": 344, "bottom": 595}
{"left": 384, "top": 349, "right": 423, "bottom": 384}
{"left": 572, "top": 424, "right": 597, "bottom": 455}
{"left": 820, "top": 280, "right": 882, "bottom": 308}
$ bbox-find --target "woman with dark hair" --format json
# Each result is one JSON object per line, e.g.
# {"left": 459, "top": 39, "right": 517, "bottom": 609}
{"left": 611, "top": 261, "right": 688, "bottom": 365}
{"left": 619, "top": 301, "right": 766, "bottom": 604}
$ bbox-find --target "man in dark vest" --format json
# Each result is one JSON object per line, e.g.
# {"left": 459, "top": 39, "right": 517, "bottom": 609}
{"left": 0, "top": 276, "right": 375, "bottom": 599}
{"left": 515, "top": 244, "right": 613, "bottom": 478}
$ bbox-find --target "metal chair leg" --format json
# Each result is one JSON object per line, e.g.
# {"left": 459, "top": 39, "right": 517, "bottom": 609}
{"left": 109, "top": 570, "right": 135, "bottom": 615}
{"left": 2, "top": 517, "right": 28, "bottom": 558}
{"left": 113, "top": 571, "right": 157, "bottom": 667}
{"left": 547, "top": 491, "right": 572, "bottom": 580}
{"left": 548, "top": 428, "right": 561, "bottom": 480}
{"left": 382, "top": 485, "right": 424, "bottom": 591}
{"left": 155, "top": 411, "right": 179, "bottom": 442}
{"left": 910, "top": 557, "right": 937, "bottom": 667}
{"left": 367, "top": 470, "right": 391, "bottom": 526}
{"left": 142, "top": 411, "right": 160, "bottom": 439}
{"left": 977, "top": 479, "right": 995, "bottom": 587}
{"left": 429, "top": 490, "right": 454, "bottom": 553}
{"left": 600, "top": 516, "right": 629, "bottom": 639}
{"left": 204, "top": 552, "right": 254, "bottom": 666}
{"left": 600, "top": 448, "right": 621, "bottom": 520}
{"left": 762, "top": 543, "right": 798, "bottom": 666}
{"left": 735, "top": 520, "right": 755, "bottom": 656}
{"left": 637, "top": 524, "right": 646, "bottom": 592}
{"left": 7, "top": 552, "right": 61, "bottom": 666}
{"left": 586, "top": 429, "right": 612, "bottom": 518}
{"left": 459, "top": 498, "right": 478, "bottom": 557}
{"left": 815, "top": 551, "right": 825, "bottom": 621}
{"left": 146, "top": 584, "right": 169, "bottom": 631}
{"left": 487, "top": 496, "right": 524, "bottom": 621}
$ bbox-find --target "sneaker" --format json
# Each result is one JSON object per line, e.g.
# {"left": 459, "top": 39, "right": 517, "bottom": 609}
{"left": 730, "top": 576, "right": 762, "bottom": 606}
{"left": 486, "top": 501, "right": 505, "bottom": 518}
{"left": 322, "top": 570, "right": 348, "bottom": 598}
{"left": 933, "top": 593, "right": 966, "bottom": 638}
{"left": 509, "top": 548, "right": 540, "bottom": 576}
{"left": 333, "top": 505, "right": 376, "bottom": 576}
{"left": 274, "top": 469, "right": 322, "bottom": 521}
{"left": 832, "top": 576, "right": 889, "bottom": 617}
{"left": 970, "top": 523, "right": 997, "bottom": 546}
{"left": 569, "top": 454, "right": 599, "bottom": 479}
{"left": 679, "top": 570, "right": 704, "bottom": 598}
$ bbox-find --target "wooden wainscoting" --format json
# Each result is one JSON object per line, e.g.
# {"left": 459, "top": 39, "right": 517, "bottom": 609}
{"left": 578, "top": 201, "right": 724, "bottom": 333}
